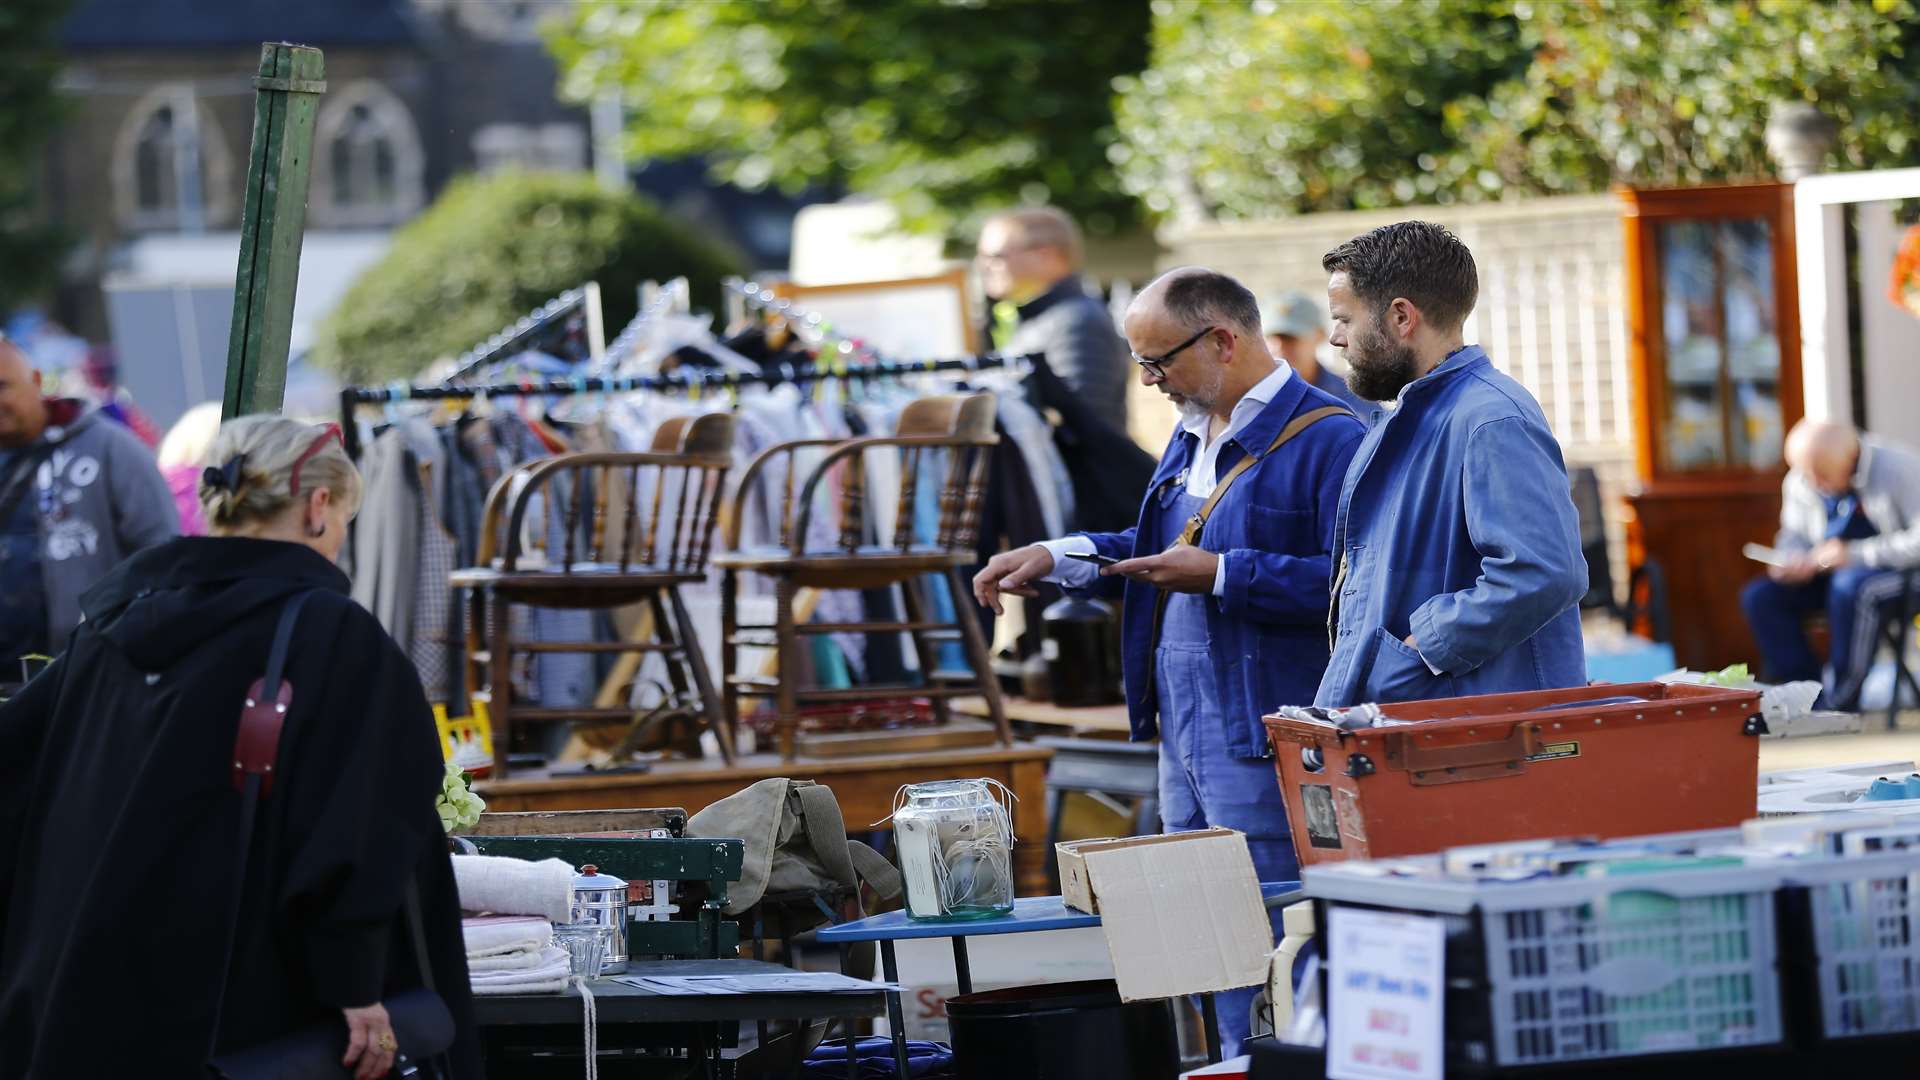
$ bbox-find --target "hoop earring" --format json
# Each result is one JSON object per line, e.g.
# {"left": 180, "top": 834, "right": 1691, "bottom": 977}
{"left": 308, "top": 521, "right": 327, "bottom": 539}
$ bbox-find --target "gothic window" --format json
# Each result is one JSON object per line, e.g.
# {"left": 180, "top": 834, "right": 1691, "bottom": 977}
{"left": 113, "top": 84, "right": 233, "bottom": 231}
{"left": 310, "top": 82, "right": 426, "bottom": 228}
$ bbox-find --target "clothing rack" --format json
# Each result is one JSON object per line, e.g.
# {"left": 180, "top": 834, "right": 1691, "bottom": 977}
{"left": 440, "top": 283, "right": 605, "bottom": 386}
{"left": 339, "top": 351, "right": 1033, "bottom": 459}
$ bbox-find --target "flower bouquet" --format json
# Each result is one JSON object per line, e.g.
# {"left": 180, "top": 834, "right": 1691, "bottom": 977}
{"left": 436, "top": 760, "right": 486, "bottom": 834}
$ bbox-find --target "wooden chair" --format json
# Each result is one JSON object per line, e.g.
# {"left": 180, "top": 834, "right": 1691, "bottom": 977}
{"left": 712, "top": 392, "right": 1011, "bottom": 760}
{"left": 452, "top": 412, "right": 736, "bottom": 777}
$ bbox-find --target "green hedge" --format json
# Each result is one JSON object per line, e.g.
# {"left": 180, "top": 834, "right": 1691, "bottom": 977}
{"left": 311, "top": 171, "right": 743, "bottom": 383}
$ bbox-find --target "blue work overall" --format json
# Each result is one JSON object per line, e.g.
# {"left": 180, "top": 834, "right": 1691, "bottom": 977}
{"left": 1154, "top": 488, "right": 1298, "bottom": 1057}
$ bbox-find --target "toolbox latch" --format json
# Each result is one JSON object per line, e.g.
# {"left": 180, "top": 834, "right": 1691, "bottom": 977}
{"left": 1386, "top": 722, "right": 1540, "bottom": 786}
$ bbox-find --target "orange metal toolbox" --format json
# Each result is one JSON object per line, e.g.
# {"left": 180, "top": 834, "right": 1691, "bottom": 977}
{"left": 1263, "top": 681, "right": 1765, "bottom": 867}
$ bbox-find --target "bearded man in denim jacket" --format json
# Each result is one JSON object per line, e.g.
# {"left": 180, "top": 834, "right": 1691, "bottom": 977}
{"left": 1315, "top": 222, "right": 1588, "bottom": 708}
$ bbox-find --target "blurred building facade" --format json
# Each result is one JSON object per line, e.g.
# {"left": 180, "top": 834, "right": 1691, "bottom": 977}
{"left": 41, "top": 0, "right": 589, "bottom": 345}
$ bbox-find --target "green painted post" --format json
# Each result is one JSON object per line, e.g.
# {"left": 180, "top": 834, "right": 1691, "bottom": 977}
{"left": 222, "top": 42, "right": 326, "bottom": 419}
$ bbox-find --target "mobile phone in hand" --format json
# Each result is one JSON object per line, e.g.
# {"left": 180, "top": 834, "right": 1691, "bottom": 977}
{"left": 1066, "top": 551, "right": 1119, "bottom": 567}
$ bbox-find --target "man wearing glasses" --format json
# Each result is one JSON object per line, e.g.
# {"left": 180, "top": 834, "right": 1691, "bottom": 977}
{"left": 972, "top": 268, "right": 1364, "bottom": 1057}
{"left": 975, "top": 207, "right": 1132, "bottom": 424}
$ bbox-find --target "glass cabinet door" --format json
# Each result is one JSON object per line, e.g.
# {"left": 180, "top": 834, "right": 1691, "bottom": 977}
{"left": 1655, "top": 217, "right": 1783, "bottom": 474}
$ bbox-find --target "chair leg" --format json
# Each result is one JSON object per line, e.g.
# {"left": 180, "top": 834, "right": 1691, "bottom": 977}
{"left": 720, "top": 569, "right": 740, "bottom": 751}
{"left": 649, "top": 591, "right": 698, "bottom": 719}
{"left": 489, "top": 588, "right": 514, "bottom": 778}
{"left": 947, "top": 567, "right": 1011, "bottom": 746}
{"left": 1890, "top": 573, "right": 1919, "bottom": 732}
{"left": 896, "top": 576, "right": 952, "bottom": 727}
{"left": 668, "top": 585, "right": 733, "bottom": 765}
{"left": 775, "top": 576, "right": 800, "bottom": 761}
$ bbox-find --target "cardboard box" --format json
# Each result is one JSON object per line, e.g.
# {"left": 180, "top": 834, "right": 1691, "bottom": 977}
{"left": 1069, "top": 828, "right": 1275, "bottom": 1002}
{"left": 1057, "top": 828, "right": 1244, "bottom": 914}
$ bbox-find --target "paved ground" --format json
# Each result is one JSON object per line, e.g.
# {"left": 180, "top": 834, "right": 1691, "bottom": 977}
{"left": 1760, "top": 710, "right": 1920, "bottom": 771}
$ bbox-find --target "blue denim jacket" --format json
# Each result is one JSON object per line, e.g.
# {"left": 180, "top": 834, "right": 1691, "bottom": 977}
{"left": 1315, "top": 346, "right": 1587, "bottom": 707}
{"left": 1079, "top": 376, "right": 1365, "bottom": 759}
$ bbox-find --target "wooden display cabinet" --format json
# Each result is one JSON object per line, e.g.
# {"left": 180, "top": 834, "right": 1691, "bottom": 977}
{"left": 1619, "top": 182, "right": 1802, "bottom": 670}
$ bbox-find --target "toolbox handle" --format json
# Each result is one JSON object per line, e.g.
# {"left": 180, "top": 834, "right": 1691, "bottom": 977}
{"left": 1384, "top": 722, "right": 1540, "bottom": 786}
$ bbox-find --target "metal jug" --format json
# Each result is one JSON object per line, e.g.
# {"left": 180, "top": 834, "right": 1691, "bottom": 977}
{"left": 570, "top": 864, "right": 630, "bottom": 974}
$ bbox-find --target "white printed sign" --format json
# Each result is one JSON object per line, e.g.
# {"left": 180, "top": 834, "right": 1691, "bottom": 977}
{"left": 1326, "top": 907, "right": 1444, "bottom": 1080}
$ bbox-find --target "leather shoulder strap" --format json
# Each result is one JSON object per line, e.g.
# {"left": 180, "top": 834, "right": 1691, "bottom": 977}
{"left": 1175, "top": 405, "right": 1348, "bottom": 548}
{"left": 231, "top": 590, "right": 318, "bottom": 797}
{"left": 208, "top": 589, "right": 318, "bottom": 1063}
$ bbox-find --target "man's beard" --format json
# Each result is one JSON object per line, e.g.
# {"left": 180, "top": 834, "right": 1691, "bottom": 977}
{"left": 1346, "top": 323, "right": 1421, "bottom": 401}
{"left": 1168, "top": 364, "right": 1225, "bottom": 423}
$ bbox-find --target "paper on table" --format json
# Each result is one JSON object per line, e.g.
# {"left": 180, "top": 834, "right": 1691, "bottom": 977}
{"left": 613, "top": 972, "right": 901, "bottom": 995}
{"left": 1326, "top": 907, "right": 1444, "bottom": 1080}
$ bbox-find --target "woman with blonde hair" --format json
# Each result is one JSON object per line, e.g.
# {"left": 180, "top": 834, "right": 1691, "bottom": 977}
{"left": 0, "top": 415, "right": 481, "bottom": 1078}
{"left": 156, "top": 400, "right": 224, "bottom": 535}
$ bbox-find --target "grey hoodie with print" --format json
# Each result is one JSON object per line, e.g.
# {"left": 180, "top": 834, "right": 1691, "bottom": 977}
{"left": 22, "top": 400, "right": 179, "bottom": 646}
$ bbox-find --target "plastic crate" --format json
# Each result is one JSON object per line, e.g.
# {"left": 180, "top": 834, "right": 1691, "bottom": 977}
{"left": 1785, "top": 850, "right": 1920, "bottom": 1039}
{"left": 1305, "top": 860, "right": 1787, "bottom": 1070}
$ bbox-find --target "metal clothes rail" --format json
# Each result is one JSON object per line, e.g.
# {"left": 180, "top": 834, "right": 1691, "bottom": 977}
{"left": 338, "top": 351, "right": 1030, "bottom": 458}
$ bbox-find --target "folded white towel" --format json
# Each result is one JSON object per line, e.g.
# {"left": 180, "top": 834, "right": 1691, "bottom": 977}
{"left": 471, "top": 974, "right": 570, "bottom": 996}
{"left": 469, "top": 945, "right": 572, "bottom": 995}
{"left": 468, "top": 946, "right": 553, "bottom": 974}
{"left": 462, "top": 916, "right": 553, "bottom": 959}
{"left": 452, "top": 855, "right": 575, "bottom": 922}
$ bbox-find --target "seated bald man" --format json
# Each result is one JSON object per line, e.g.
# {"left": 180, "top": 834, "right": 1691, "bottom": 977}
{"left": 1742, "top": 419, "right": 1920, "bottom": 710}
{"left": 973, "top": 268, "right": 1364, "bottom": 1058}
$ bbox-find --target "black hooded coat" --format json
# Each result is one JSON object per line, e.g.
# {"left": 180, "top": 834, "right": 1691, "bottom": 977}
{"left": 0, "top": 537, "right": 481, "bottom": 1078}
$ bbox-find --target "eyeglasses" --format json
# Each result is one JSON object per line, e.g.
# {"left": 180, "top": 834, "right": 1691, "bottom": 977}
{"left": 974, "top": 243, "right": 1041, "bottom": 264}
{"left": 1132, "top": 326, "right": 1218, "bottom": 380}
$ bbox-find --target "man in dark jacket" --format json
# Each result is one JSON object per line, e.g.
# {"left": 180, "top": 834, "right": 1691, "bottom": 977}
{"left": 974, "top": 268, "right": 1364, "bottom": 1057}
{"left": 0, "top": 338, "right": 177, "bottom": 666}
{"left": 977, "top": 206, "right": 1132, "bottom": 425}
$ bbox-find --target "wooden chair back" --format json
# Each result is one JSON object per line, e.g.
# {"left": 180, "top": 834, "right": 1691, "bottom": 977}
{"left": 724, "top": 392, "right": 999, "bottom": 557}
{"left": 475, "top": 411, "right": 736, "bottom": 575}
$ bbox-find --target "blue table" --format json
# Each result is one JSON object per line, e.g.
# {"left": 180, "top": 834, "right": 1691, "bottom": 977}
{"left": 818, "top": 882, "right": 1301, "bottom": 1076}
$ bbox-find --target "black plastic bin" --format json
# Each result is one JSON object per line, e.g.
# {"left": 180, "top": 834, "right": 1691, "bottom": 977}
{"left": 945, "top": 980, "right": 1177, "bottom": 1080}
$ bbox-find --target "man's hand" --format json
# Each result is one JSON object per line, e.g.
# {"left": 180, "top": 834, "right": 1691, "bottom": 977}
{"left": 972, "top": 544, "right": 1055, "bottom": 615}
{"left": 1813, "top": 538, "right": 1852, "bottom": 573}
{"left": 1104, "top": 545, "right": 1219, "bottom": 594}
{"left": 1769, "top": 555, "right": 1820, "bottom": 585}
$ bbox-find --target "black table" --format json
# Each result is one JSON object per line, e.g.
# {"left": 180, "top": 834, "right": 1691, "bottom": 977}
{"left": 474, "top": 958, "right": 885, "bottom": 1077}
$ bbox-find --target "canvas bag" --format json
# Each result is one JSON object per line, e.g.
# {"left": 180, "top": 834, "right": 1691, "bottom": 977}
{"left": 689, "top": 778, "right": 902, "bottom": 919}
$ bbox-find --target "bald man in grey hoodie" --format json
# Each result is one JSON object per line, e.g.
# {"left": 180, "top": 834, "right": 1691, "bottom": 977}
{"left": 0, "top": 338, "right": 177, "bottom": 664}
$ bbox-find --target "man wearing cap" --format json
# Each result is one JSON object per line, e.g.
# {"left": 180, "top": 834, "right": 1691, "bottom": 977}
{"left": 1265, "top": 290, "right": 1368, "bottom": 414}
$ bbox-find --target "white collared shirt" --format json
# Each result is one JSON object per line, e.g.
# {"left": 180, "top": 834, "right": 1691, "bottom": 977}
{"left": 1040, "top": 362, "right": 1294, "bottom": 595}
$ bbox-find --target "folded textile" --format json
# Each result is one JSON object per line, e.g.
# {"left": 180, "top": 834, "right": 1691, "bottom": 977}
{"left": 462, "top": 915, "right": 553, "bottom": 959}
{"left": 469, "top": 946, "right": 554, "bottom": 974}
{"left": 453, "top": 855, "right": 575, "bottom": 922}
{"left": 469, "top": 945, "right": 571, "bottom": 996}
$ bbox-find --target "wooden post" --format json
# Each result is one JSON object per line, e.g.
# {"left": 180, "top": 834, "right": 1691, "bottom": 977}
{"left": 222, "top": 42, "right": 326, "bottom": 419}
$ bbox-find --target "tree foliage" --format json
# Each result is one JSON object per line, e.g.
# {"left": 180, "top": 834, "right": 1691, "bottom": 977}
{"left": 312, "top": 172, "right": 741, "bottom": 384}
{"left": 1115, "top": 0, "right": 1920, "bottom": 222}
{"left": 0, "top": 0, "right": 72, "bottom": 311}
{"left": 545, "top": 0, "right": 1153, "bottom": 238}
{"left": 1113, "top": 0, "right": 1530, "bottom": 221}
{"left": 1458, "top": 0, "right": 1920, "bottom": 197}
